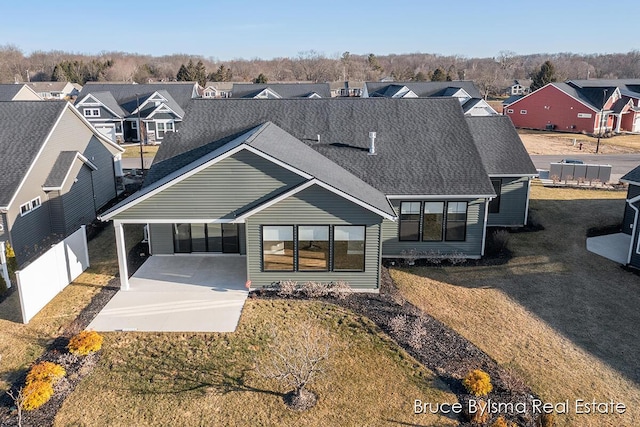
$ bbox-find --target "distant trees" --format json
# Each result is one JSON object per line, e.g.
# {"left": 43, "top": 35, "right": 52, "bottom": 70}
{"left": 530, "top": 60, "right": 557, "bottom": 91}
{"left": 176, "top": 59, "right": 207, "bottom": 86}
{"left": 208, "top": 64, "right": 233, "bottom": 82}
{"left": 50, "top": 59, "right": 112, "bottom": 84}
{"left": 254, "top": 73, "right": 268, "bottom": 83}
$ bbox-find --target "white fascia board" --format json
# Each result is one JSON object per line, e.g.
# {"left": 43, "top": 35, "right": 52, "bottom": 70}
{"left": 489, "top": 173, "right": 539, "bottom": 178}
{"left": 387, "top": 194, "right": 494, "bottom": 200}
{"left": 146, "top": 103, "right": 183, "bottom": 120}
{"left": 108, "top": 218, "right": 241, "bottom": 224}
{"left": 75, "top": 94, "right": 123, "bottom": 118}
{"left": 627, "top": 194, "right": 640, "bottom": 205}
{"left": 620, "top": 179, "right": 640, "bottom": 187}
{"left": 132, "top": 91, "right": 167, "bottom": 114}
{"left": 67, "top": 104, "right": 124, "bottom": 153}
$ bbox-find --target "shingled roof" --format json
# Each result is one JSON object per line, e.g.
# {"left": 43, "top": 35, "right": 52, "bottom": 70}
{"left": 76, "top": 82, "right": 196, "bottom": 111}
{"left": 365, "top": 81, "right": 483, "bottom": 99}
{"left": 465, "top": 116, "right": 538, "bottom": 176}
{"left": 231, "top": 83, "right": 331, "bottom": 98}
{"left": 621, "top": 165, "right": 640, "bottom": 186}
{"left": 0, "top": 84, "right": 25, "bottom": 101}
{"left": 0, "top": 102, "right": 66, "bottom": 206}
{"left": 149, "top": 98, "right": 496, "bottom": 198}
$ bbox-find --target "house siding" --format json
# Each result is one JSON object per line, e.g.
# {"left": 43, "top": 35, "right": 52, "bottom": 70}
{"left": 623, "top": 184, "right": 640, "bottom": 235}
{"left": 83, "top": 138, "right": 117, "bottom": 209}
{"left": 61, "top": 165, "right": 97, "bottom": 235}
{"left": 381, "top": 198, "right": 485, "bottom": 258}
{"left": 630, "top": 204, "right": 640, "bottom": 268}
{"left": 246, "top": 185, "right": 382, "bottom": 289}
{"left": 112, "top": 150, "right": 306, "bottom": 221}
{"left": 48, "top": 191, "right": 65, "bottom": 236}
{"left": 10, "top": 202, "right": 52, "bottom": 266}
{"left": 487, "top": 177, "right": 530, "bottom": 227}
{"left": 79, "top": 106, "right": 119, "bottom": 120}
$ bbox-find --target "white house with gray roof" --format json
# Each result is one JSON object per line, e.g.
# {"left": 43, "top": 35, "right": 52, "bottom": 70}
{"left": 0, "top": 101, "right": 124, "bottom": 267}
{"left": 0, "top": 84, "right": 42, "bottom": 101}
{"left": 99, "top": 98, "right": 534, "bottom": 290}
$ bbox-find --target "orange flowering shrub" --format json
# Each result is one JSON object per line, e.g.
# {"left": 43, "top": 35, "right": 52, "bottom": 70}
{"left": 463, "top": 369, "right": 493, "bottom": 396}
{"left": 68, "top": 330, "right": 103, "bottom": 355}
{"left": 26, "top": 361, "right": 65, "bottom": 385}
{"left": 21, "top": 380, "right": 54, "bottom": 411}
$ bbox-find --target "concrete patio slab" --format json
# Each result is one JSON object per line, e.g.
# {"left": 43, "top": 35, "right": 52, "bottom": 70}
{"left": 586, "top": 233, "right": 631, "bottom": 265}
{"left": 88, "top": 255, "right": 248, "bottom": 332}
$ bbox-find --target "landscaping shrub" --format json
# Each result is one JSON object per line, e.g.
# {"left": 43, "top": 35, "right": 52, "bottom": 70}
{"left": 26, "top": 361, "right": 65, "bottom": 385}
{"left": 276, "top": 280, "right": 298, "bottom": 298}
{"left": 327, "top": 280, "right": 351, "bottom": 299}
{"left": 0, "top": 273, "right": 6, "bottom": 295}
{"left": 466, "top": 397, "right": 489, "bottom": 424}
{"left": 68, "top": 330, "right": 104, "bottom": 355}
{"left": 447, "top": 251, "right": 467, "bottom": 266}
{"left": 388, "top": 314, "right": 408, "bottom": 335}
{"left": 21, "top": 380, "right": 54, "bottom": 411}
{"left": 424, "top": 250, "right": 443, "bottom": 266}
{"left": 463, "top": 369, "right": 493, "bottom": 396}
{"left": 5, "top": 242, "right": 17, "bottom": 283}
{"left": 407, "top": 317, "right": 428, "bottom": 350}
{"left": 492, "top": 229, "right": 510, "bottom": 252}
{"left": 301, "top": 281, "right": 326, "bottom": 298}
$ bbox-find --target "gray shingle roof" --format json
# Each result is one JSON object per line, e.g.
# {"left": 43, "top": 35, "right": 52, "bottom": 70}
{"left": 365, "top": 81, "right": 483, "bottom": 99}
{"left": 103, "top": 122, "right": 395, "bottom": 219}
{"left": 89, "top": 91, "right": 126, "bottom": 117}
{"left": 465, "top": 116, "right": 538, "bottom": 176}
{"left": 75, "top": 82, "right": 196, "bottom": 111}
{"left": 621, "top": 165, "right": 640, "bottom": 185}
{"left": 231, "top": 83, "right": 331, "bottom": 98}
{"left": 0, "top": 101, "right": 66, "bottom": 206}
{"left": 149, "top": 98, "right": 496, "bottom": 197}
{"left": 44, "top": 151, "right": 79, "bottom": 188}
{"left": 0, "top": 84, "right": 24, "bottom": 101}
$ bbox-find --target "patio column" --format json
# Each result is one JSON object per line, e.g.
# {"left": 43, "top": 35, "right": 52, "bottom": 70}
{"left": 114, "top": 220, "right": 129, "bottom": 290}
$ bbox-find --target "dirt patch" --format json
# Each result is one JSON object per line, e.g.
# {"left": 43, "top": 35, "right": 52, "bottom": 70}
{"left": 519, "top": 132, "right": 640, "bottom": 155}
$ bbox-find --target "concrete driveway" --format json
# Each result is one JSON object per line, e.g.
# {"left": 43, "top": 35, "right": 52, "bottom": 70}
{"left": 88, "top": 255, "right": 248, "bottom": 332}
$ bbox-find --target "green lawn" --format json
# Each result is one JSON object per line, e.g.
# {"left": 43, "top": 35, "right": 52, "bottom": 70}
{"left": 391, "top": 183, "right": 640, "bottom": 427}
{"left": 55, "top": 300, "right": 457, "bottom": 426}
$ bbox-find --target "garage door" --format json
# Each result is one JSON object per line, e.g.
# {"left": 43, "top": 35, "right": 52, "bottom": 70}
{"left": 95, "top": 124, "right": 116, "bottom": 142}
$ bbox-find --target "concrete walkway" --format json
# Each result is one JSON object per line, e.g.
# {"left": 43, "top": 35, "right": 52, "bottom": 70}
{"left": 586, "top": 233, "right": 631, "bottom": 265}
{"left": 88, "top": 255, "right": 248, "bottom": 332}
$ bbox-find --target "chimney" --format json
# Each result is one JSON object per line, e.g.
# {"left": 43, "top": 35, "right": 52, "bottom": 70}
{"left": 368, "top": 132, "right": 377, "bottom": 155}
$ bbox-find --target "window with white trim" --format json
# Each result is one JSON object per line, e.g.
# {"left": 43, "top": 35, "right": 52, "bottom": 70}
{"left": 131, "top": 120, "right": 138, "bottom": 129}
{"left": 520, "top": 109, "right": 527, "bottom": 115}
{"left": 83, "top": 108, "right": 100, "bottom": 117}
{"left": 20, "top": 197, "right": 41, "bottom": 216}
{"left": 506, "top": 109, "right": 514, "bottom": 114}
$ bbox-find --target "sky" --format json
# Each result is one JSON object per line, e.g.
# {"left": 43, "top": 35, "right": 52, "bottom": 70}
{"left": 2, "top": 0, "right": 639, "bottom": 60}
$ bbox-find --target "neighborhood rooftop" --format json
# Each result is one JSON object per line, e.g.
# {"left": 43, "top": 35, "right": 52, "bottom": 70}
{"left": 75, "top": 82, "right": 197, "bottom": 109}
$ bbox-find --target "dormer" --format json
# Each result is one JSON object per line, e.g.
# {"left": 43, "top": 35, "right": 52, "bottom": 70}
{"left": 254, "top": 88, "right": 281, "bottom": 99}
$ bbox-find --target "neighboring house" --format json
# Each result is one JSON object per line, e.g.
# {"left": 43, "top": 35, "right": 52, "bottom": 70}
{"left": 329, "top": 81, "right": 364, "bottom": 97}
{"left": 0, "top": 84, "right": 42, "bottom": 101}
{"left": 620, "top": 165, "right": 640, "bottom": 268}
{"left": 466, "top": 116, "right": 538, "bottom": 227}
{"left": 0, "top": 101, "right": 124, "bottom": 266}
{"left": 26, "top": 82, "right": 82, "bottom": 100}
{"left": 99, "top": 98, "right": 533, "bottom": 290}
{"left": 509, "top": 79, "right": 532, "bottom": 96}
{"left": 362, "top": 81, "right": 498, "bottom": 116}
{"left": 74, "top": 82, "right": 199, "bottom": 143}
{"left": 230, "top": 83, "right": 331, "bottom": 99}
{"left": 504, "top": 79, "right": 640, "bottom": 134}
{"left": 199, "top": 82, "right": 233, "bottom": 98}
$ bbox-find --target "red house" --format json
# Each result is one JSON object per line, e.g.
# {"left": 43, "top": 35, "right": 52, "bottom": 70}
{"left": 504, "top": 80, "right": 640, "bottom": 134}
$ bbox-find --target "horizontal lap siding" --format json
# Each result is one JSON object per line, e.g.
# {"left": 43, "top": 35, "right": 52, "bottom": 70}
{"left": 149, "top": 223, "right": 174, "bottom": 254}
{"left": 61, "top": 166, "right": 97, "bottom": 235}
{"left": 11, "top": 204, "right": 52, "bottom": 266}
{"left": 381, "top": 198, "right": 485, "bottom": 258}
{"left": 113, "top": 150, "right": 305, "bottom": 221}
{"left": 488, "top": 177, "right": 529, "bottom": 227}
{"left": 623, "top": 185, "right": 640, "bottom": 235}
{"left": 631, "top": 211, "right": 640, "bottom": 268}
{"left": 83, "top": 138, "right": 117, "bottom": 209}
{"left": 246, "top": 185, "right": 382, "bottom": 289}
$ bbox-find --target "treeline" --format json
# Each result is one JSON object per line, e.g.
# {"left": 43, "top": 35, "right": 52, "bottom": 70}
{"left": 1, "top": 45, "right": 639, "bottom": 97}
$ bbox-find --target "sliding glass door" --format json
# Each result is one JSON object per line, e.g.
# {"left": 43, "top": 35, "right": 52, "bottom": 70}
{"left": 174, "top": 223, "right": 240, "bottom": 254}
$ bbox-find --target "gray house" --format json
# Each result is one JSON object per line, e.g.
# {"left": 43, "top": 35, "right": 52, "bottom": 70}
{"left": 620, "top": 166, "right": 640, "bottom": 268}
{"left": 100, "top": 98, "right": 533, "bottom": 290}
{"left": 0, "top": 101, "right": 124, "bottom": 266}
{"left": 74, "top": 82, "right": 199, "bottom": 143}
{"left": 466, "top": 116, "right": 538, "bottom": 227}
{"left": 362, "top": 81, "right": 498, "bottom": 116}
{"left": 230, "top": 83, "right": 331, "bottom": 99}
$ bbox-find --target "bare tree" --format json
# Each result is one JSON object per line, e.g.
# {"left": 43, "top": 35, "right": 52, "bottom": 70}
{"left": 256, "top": 321, "right": 331, "bottom": 411}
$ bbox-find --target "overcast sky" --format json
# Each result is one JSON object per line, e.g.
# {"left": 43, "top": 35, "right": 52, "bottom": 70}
{"left": 3, "top": 0, "right": 638, "bottom": 60}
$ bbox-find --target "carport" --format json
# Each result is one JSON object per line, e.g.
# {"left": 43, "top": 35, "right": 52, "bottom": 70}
{"left": 88, "top": 254, "right": 248, "bottom": 332}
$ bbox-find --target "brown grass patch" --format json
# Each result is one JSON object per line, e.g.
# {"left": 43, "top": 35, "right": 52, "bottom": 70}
{"left": 121, "top": 144, "right": 159, "bottom": 159}
{"left": 55, "top": 300, "right": 457, "bottom": 426}
{"left": 391, "top": 185, "right": 640, "bottom": 427}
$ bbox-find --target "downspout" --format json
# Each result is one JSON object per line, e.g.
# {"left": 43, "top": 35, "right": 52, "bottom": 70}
{"left": 524, "top": 178, "right": 532, "bottom": 225}
{"left": 627, "top": 198, "right": 640, "bottom": 265}
{"left": 481, "top": 198, "right": 490, "bottom": 256}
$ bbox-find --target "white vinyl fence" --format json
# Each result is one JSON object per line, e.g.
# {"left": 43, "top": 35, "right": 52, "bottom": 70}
{"left": 17, "top": 225, "right": 90, "bottom": 323}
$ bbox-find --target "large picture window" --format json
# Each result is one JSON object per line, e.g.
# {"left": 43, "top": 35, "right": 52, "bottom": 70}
{"left": 297, "top": 225, "right": 329, "bottom": 271}
{"left": 262, "top": 226, "right": 294, "bottom": 271}
{"left": 445, "top": 202, "right": 468, "bottom": 241}
{"left": 333, "top": 226, "right": 365, "bottom": 271}
{"left": 422, "top": 202, "right": 444, "bottom": 241}
{"left": 399, "top": 202, "right": 421, "bottom": 241}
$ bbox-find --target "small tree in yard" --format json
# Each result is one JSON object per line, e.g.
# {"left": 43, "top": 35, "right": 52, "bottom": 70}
{"left": 257, "top": 321, "right": 331, "bottom": 411}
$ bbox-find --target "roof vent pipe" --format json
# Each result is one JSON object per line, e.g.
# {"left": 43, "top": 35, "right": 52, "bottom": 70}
{"left": 368, "top": 131, "right": 377, "bottom": 155}
{"left": 317, "top": 134, "right": 321, "bottom": 142}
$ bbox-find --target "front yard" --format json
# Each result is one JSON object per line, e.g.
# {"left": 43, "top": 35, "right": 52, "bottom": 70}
{"left": 392, "top": 183, "right": 640, "bottom": 427}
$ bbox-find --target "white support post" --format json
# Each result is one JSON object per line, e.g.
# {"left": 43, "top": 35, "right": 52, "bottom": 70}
{"left": 114, "top": 221, "right": 129, "bottom": 290}
{"left": 0, "top": 240, "right": 10, "bottom": 288}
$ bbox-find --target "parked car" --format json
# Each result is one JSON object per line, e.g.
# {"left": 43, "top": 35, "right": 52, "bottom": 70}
{"left": 559, "top": 158, "right": 584, "bottom": 164}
